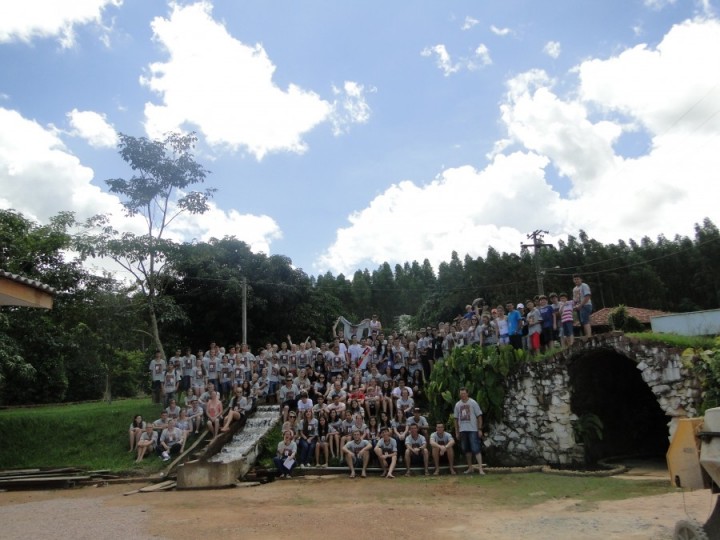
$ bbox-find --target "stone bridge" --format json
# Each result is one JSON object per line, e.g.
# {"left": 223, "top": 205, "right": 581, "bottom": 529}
{"left": 485, "top": 332, "right": 702, "bottom": 466}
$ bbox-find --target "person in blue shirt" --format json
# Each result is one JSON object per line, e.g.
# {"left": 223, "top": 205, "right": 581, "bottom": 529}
{"left": 538, "top": 295, "right": 556, "bottom": 352}
{"left": 505, "top": 302, "right": 523, "bottom": 350}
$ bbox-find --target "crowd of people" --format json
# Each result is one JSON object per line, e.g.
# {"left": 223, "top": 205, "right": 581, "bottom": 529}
{"left": 132, "top": 275, "right": 592, "bottom": 473}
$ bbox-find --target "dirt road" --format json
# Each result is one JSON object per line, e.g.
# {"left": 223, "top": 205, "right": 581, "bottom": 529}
{"left": 0, "top": 475, "right": 715, "bottom": 539}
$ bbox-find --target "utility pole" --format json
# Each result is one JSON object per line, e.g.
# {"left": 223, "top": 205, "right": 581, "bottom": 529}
{"left": 521, "top": 230, "right": 553, "bottom": 296}
{"left": 242, "top": 277, "right": 247, "bottom": 345}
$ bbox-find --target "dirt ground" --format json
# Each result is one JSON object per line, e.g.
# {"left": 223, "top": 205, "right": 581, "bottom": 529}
{"left": 0, "top": 475, "right": 716, "bottom": 540}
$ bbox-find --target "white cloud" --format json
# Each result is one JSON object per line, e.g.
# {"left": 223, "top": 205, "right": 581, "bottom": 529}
{"left": 462, "top": 16, "right": 479, "bottom": 30}
{"left": 316, "top": 155, "right": 562, "bottom": 274}
{"left": 142, "top": 1, "right": 365, "bottom": 160}
{"left": 544, "top": 41, "right": 562, "bottom": 59}
{"left": 0, "top": 0, "right": 121, "bottom": 48}
{"left": 643, "top": 0, "right": 677, "bottom": 9}
{"left": 329, "top": 81, "right": 374, "bottom": 136}
{"left": 473, "top": 44, "right": 492, "bottom": 67}
{"left": 490, "top": 25, "right": 512, "bottom": 36}
{"left": 316, "top": 17, "right": 720, "bottom": 275}
{"left": 421, "top": 44, "right": 461, "bottom": 77}
{"left": 67, "top": 109, "right": 118, "bottom": 148}
{"left": 167, "top": 203, "right": 282, "bottom": 254}
{"left": 422, "top": 43, "right": 492, "bottom": 76}
{"left": 0, "top": 107, "right": 283, "bottom": 267}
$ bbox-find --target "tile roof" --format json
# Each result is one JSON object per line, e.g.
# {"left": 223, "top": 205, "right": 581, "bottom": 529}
{"left": 590, "top": 306, "right": 671, "bottom": 326}
{"left": 0, "top": 269, "right": 56, "bottom": 295}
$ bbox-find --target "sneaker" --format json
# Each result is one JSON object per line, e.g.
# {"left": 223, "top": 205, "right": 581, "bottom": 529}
{"left": 162, "top": 451, "right": 170, "bottom": 460}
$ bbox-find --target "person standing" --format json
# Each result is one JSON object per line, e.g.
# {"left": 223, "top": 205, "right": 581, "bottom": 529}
{"left": 572, "top": 274, "right": 593, "bottom": 337}
{"left": 148, "top": 351, "right": 166, "bottom": 404}
{"left": 506, "top": 302, "right": 523, "bottom": 350}
{"left": 454, "top": 387, "right": 486, "bottom": 475}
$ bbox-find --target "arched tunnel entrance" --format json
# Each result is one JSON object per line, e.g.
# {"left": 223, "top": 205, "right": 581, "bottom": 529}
{"left": 568, "top": 348, "right": 669, "bottom": 463}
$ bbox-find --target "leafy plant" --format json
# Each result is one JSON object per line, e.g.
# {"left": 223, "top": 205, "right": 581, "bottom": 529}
{"left": 572, "top": 413, "right": 604, "bottom": 465}
{"left": 425, "top": 345, "right": 523, "bottom": 426}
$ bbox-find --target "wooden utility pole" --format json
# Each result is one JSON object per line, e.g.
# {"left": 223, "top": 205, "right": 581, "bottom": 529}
{"left": 242, "top": 277, "right": 247, "bottom": 345}
{"left": 521, "top": 230, "right": 553, "bottom": 296}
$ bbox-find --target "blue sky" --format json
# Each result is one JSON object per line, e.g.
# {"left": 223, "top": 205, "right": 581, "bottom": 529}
{"left": 1, "top": 0, "right": 719, "bottom": 279}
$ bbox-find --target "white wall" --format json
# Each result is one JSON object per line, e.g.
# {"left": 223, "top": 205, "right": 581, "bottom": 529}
{"left": 651, "top": 309, "right": 720, "bottom": 337}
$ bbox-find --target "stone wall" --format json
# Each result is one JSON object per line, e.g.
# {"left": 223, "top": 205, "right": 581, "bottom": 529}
{"left": 484, "top": 333, "right": 702, "bottom": 466}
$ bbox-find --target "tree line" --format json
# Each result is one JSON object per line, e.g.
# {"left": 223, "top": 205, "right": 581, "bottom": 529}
{"left": 1, "top": 132, "right": 718, "bottom": 405}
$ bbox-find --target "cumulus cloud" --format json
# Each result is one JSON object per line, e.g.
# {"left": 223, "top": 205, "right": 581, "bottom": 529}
{"left": 142, "top": 1, "right": 366, "bottom": 160}
{"left": 462, "top": 16, "right": 479, "bottom": 30}
{"left": 544, "top": 41, "right": 561, "bottom": 59}
{"left": 67, "top": 109, "right": 118, "bottom": 148}
{"left": 490, "top": 25, "right": 512, "bottom": 36}
{"left": 422, "top": 43, "right": 492, "bottom": 76}
{"left": 317, "top": 17, "right": 720, "bottom": 275}
{"left": 0, "top": 0, "right": 121, "bottom": 48}
{"left": 0, "top": 107, "right": 283, "bottom": 262}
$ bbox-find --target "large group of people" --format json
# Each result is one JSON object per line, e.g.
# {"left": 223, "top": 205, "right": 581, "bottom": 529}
{"left": 134, "top": 274, "right": 591, "bottom": 472}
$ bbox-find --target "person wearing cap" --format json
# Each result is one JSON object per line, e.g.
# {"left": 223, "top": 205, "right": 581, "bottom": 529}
{"left": 505, "top": 302, "right": 523, "bottom": 350}
{"left": 343, "top": 429, "right": 372, "bottom": 478}
{"left": 279, "top": 376, "right": 300, "bottom": 422}
{"left": 406, "top": 407, "right": 429, "bottom": 438}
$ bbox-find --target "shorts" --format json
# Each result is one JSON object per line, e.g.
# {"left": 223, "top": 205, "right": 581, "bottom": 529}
{"left": 562, "top": 321, "right": 574, "bottom": 337}
{"left": 579, "top": 304, "right": 592, "bottom": 325}
{"left": 459, "top": 431, "right": 482, "bottom": 455}
{"left": 529, "top": 333, "right": 540, "bottom": 351}
{"left": 408, "top": 451, "right": 425, "bottom": 466}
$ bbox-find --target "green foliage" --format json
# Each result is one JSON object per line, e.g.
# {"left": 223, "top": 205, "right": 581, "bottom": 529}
{"left": 682, "top": 337, "right": 720, "bottom": 413}
{"left": 608, "top": 305, "right": 644, "bottom": 333}
{"left": 426, "top": 345, "right": 523, "bottom": 425}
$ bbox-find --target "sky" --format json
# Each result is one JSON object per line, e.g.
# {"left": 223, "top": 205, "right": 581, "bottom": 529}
{"left": 1, "top": 0, "right": 719, "bottom": 280}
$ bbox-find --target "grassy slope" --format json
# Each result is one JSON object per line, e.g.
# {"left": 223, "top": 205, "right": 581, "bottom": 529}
{"left": 0, "top": 398, "right": 166, "bottom": 472}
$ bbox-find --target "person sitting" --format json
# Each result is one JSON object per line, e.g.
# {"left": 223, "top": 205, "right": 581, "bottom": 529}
{"left": 316, "top": 414, "right": 331, "bottom": 468}
{"left": 165, "top": 398, "right": 182, "bottom": 419}
{"left": 430, "top": 422, "right": 456, "bottom": 475}
{"left": 186, "top": 396, "right": 204, "bottom": 434}
{"left": 404, "top": 423, "right": 429, "bottom": 476}
{"left": 205, "top": 390, "right": 223, "bottom": 439}
{"left": 406, "top": 407, "right": 430, "bottom": 439}
{"left": 273, "top": 429, "right": 298, "bottom": 479}
{"left": 220, "top": 387, "right": 249, "bottom": 433}
{"left": 158, "top": 419, "right": 184, "bottom": 461}
{"left": 152, "top": 411, "right": 169, "bottom": 431}
{"left": 175, "top": 409, "right": 193, "bottom": 452}
{"left": 342, "top": 429, "right": 372, "bottom": 478}
{"left": 374, "top": 427, "right": 398, "bottom": 478}
{"left": 128, "top": 414, "right": 145, "bottom": 452}
{"left": 135, "top": 424, "right": 158, "bottom": 463}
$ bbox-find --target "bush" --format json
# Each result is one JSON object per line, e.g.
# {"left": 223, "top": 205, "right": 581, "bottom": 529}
{"left": 425, "top": 345, "right": 523, "bottom": 426}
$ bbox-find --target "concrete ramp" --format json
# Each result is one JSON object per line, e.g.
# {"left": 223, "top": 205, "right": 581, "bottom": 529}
{"left": 177, "top": 405, "right": 280, "bottom": 489}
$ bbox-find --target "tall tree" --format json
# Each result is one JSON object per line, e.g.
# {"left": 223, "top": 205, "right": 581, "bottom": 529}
{"left": 77, "top": 132, "right": 214, "bottom": 357}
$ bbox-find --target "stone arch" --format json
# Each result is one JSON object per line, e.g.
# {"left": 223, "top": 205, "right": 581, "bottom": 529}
{"left": 486, "top": 333, "right": 702, "bottom": 466}
{"left": 567, "top": 347, "right": 669, "bottom": 462}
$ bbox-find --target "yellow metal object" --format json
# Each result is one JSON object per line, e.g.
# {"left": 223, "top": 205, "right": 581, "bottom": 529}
{"left": 666, "top": 417, "right": 706, "bottom": 489}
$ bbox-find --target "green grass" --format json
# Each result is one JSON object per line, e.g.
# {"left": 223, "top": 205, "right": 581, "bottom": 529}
{"left": 626, "top": 332, "right": 717, "bottom": 350}
{"left": 0, "top": 398, "right": 171, "bottom": 473}
{"left": 458, "top": 472, "right": 674, "bottom": 508}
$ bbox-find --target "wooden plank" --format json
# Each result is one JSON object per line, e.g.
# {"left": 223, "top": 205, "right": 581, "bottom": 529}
{"left": 0, "top": 469, "right": 41, "bottom": 477}
{"left": 138, "top": 480, "right": 176, "bottom": 492}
